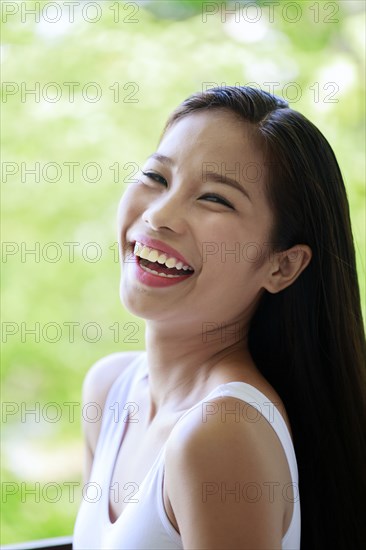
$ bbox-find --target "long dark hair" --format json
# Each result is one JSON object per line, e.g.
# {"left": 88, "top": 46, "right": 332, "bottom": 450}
{"left": 162, "top": 86, "right": 366, "bottom": 549}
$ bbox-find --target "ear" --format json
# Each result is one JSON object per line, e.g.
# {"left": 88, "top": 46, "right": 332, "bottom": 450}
{"left": 263, "top": 244, "right": 312, "bottom": 294}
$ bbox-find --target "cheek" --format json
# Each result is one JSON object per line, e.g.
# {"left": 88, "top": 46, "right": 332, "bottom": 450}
{"left": 117, "top": 184, "right": 143, "bottom": 231}
{"left": 199, "top": 240, "right": 266, "bottom": 294}
{"left": 199, "top": 221, "right": 271, "bottom": 271}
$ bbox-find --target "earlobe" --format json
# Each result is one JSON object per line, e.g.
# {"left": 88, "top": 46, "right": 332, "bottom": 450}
{"left": 264, "top": 244, "right": 312, "bottom": 294}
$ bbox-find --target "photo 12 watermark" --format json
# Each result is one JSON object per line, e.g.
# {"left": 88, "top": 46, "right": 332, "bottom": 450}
{"left": 1, "top": 321, "right": 142, "bottom": 343}
{"left": 1, "top": 161, "right": 140, "bottom": 183}
{"left": 1, "top": 1, "right": 140, "bottom": 25}
{"left": 1, "top": 81, "right": 140, "bottom": 103}
{"left": 201, "top": 2, "right": 339, "bottom": 25}
{"left": 1, "top": 480, "right": 140, "bottom": 504}
{"left": 1, "top": 241, "right": 141, "bottom": 264}
{"left": 202, "top": 480, "right": 299, "bottom": 503}
{"left": 202, "top": 81, "right": 340, "bottom": 104}
{"left": 1, "top": 400, "right": 140, "bottom": 424}
{"left": 202, "top": 399, "right": 277, "bottom": 424}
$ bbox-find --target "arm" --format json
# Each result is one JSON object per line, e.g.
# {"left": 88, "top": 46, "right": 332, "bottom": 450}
{"left": 165, "top": 397, "right": 292, "bottom": 550}
{"left": 81, "top": 351, "right": 141, "bottom": 484}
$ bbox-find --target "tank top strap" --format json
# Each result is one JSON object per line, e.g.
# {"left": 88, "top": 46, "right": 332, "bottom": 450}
{"left": 106, "top": 351, "right": 148, "bottom": 404}
{"left": 200, "top": 381, "right": 301, "bottom": 547}
{"left": 158, "top": 380, "right": 300, "bottom": 549}
{"left": 206, "top": 381, "right": 298, "bottom": 476}
{"left": 171, "top": 380, "right": 299, "bottom": 485}
{"left": 93, "top": 352, "right": 147, "bottom": 460}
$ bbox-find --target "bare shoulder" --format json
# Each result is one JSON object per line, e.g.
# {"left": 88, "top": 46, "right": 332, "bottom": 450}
{"left": 82, "top": 350, "right": 143, "bottom": 453}
{"left": 166, "top": 395, "right": 290, "bottom": 469}
{"left": 165, "top": 396, "right": 292, "bottom": 548}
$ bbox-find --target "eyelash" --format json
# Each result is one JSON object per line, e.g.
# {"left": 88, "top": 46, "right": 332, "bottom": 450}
{"left": 140, "top": 171, "right": 234, "bottom": 210}
{"left": 141, "top": 171, "right": 166, "bottom": 185}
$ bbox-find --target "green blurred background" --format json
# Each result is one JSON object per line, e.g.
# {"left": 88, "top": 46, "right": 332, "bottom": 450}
{"left": 1, "top": 0, "right": 365, "bottom": 544}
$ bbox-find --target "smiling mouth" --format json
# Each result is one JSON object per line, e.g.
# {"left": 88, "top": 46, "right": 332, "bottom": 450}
{"left": 132, "top": 241, "right": 194, "bottom": 278}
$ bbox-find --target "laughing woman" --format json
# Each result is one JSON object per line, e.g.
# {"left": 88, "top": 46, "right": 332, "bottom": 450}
{"left": 73, "top": 86, "right": 366, "bottom": 549}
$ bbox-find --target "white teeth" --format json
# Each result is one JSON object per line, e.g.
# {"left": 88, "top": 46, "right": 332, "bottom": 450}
{"left": 140, "top": 264, "right": 183, "bottom": 278}
{"left": 141, "top": 265, "right": 159, "bottom": 276}
{"left": 165, "top": 257, "right": 177, "bottom": 268}
{"left": 147, "top": 249, "right": 159, "bottom": 262}
{"left": 133, "top": 241, "right": 193, "bottom": 271}
{"left": 157, "top": 253, "right": 168, "bottom": 264}
{"left": 139, "top": 246, "right": 151, "bottom": 260}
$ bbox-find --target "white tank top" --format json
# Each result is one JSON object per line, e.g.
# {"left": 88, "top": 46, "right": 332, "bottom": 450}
{"left": 73, "top": 352, "right": 301, "bottom": 549}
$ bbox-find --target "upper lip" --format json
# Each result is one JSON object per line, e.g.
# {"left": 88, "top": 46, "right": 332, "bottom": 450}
{"left": 130, "top": 234, "right": 194, "bottom": 269}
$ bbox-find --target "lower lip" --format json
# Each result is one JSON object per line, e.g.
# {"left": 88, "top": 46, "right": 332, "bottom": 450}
{"left": 129, "top": 254, "right": 194, "bottom": 288}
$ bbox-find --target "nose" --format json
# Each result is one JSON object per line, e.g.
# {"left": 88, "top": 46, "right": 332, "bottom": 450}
{"left": 142, "top": 192, "right": 187, "bottom": 233}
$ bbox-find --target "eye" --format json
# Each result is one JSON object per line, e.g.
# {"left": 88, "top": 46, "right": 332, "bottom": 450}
{"left": 200, "top": 194, "right": 234, "bottom": 210}
{"left": 141, "top": 171, "right": 167, "bottom": 186}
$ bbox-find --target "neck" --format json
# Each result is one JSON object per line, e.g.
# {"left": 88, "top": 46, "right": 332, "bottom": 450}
{"left": 144, "top": 318, "right": 256, "bottom": 420}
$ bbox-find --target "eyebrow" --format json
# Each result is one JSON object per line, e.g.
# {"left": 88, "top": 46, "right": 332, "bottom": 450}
{"left": 146, "top": 153, "right": 252, "bottom": 202}
{"left": 147, "top": 153, "right": 174, "bottom": 167}
{"left": 202, "top": 170, "right": 252, "bottom": 202}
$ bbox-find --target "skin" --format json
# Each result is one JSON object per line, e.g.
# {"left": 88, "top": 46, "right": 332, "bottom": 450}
{"left": 83, "top": 110, "right": 312, "bottom": 548}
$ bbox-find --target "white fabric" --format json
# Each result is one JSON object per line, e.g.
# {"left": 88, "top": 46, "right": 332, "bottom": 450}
{"left": 73, "top": 352, "right": 301, "bottom": 549}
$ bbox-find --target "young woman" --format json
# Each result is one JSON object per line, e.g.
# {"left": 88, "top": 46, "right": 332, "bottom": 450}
{"left": 73, "top": 86, "right": 366, "bottom": 549}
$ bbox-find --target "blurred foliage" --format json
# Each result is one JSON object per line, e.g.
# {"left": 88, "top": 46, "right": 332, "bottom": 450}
{"left": 1, "top": 0, "right": 365, "bottom": 544}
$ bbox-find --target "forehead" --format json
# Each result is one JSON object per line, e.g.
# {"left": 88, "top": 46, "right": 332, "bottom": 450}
{"left": 157, "top": 110, "right": 264, "bottom": 170}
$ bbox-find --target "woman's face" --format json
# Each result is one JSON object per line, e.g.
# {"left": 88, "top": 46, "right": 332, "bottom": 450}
{"left": 118, "top": 109, "right": 275, "bottom": 331}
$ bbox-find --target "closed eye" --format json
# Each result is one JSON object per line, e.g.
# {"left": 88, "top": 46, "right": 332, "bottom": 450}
{"left": 199, "top": 194, "right": 234, "bottom": 209}
{"left": 141, "top": 171, "right": 167, "bottom": 186}
{"left": 141, "top": 172, "right": 234, "bottom": 210}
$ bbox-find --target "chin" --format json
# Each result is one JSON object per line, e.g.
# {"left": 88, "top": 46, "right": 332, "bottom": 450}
{"left": 119, "top": 281, "right": 157, "bottom": 320}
